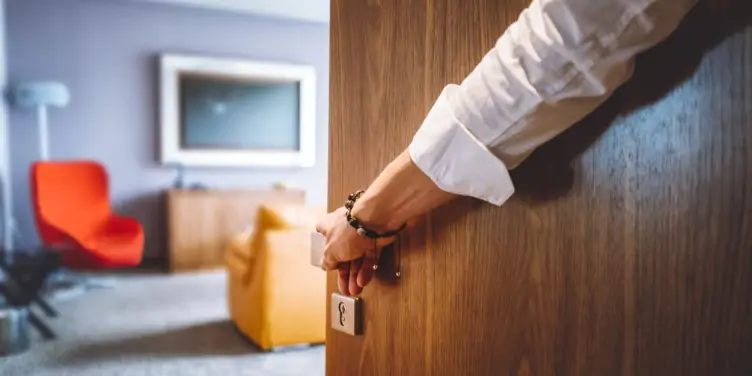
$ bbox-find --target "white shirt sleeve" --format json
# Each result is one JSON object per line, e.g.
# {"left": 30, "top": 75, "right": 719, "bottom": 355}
{"left": 409, "top": 0, "right": 699, "bottom": 206}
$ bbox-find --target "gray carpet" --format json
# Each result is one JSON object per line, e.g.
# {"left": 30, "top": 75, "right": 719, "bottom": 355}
{"left": 0, "top": 270, "right": 325, "bottom": 376}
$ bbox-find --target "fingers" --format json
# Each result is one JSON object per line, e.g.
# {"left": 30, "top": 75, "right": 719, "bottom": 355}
{"left": 338, "top": 263, "right": 350, "bottom": 296}
{"left": 318, "top": 206, "right": 385, "bottom": 296}
{"left": 357, "top": 258, "right": 376, "bottom": 288}
{"left": 349, "top": 259, "right": 363, "bottom": 296}
{"left": 337, "top": 258, "right": 377, "bottom": 296}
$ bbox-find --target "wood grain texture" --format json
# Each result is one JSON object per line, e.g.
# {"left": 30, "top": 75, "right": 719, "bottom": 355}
{"left": 328, "top": 1, "right": 752, "bottom": 375}
{"left": 165, "top": 189, "right": 304, "bottom": 272}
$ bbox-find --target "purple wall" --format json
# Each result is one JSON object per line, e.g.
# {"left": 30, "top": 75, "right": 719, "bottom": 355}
{"left": 6, "top": 0, "right": 329, "bottom": 261}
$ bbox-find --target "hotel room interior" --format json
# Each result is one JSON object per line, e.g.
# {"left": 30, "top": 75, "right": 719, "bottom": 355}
{"left": 2, "top": 1, "right": 752, "bottom": 376}
{"left": 0, "top": 0, "right": 329, "bottom": 374}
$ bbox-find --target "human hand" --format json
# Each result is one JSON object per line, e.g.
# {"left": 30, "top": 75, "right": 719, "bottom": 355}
{"left": 315, "top": 207, "right": 396, "bottom": 296}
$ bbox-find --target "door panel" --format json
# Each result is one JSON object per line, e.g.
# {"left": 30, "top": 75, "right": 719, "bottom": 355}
{"left": 328, "top": 1, "right": 752, "bottom": 375}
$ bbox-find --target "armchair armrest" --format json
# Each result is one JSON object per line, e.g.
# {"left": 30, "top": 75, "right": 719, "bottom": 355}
{"left": 264, "top": 228, "right": 326, "bottom": 291}
{"left": 39, "top": 217, "right": 89, "bottom": 251}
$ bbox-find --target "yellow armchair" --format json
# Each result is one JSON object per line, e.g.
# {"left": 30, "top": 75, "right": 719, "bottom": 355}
{"left": 225, "top": 204, "right": 327, "bottom": 351}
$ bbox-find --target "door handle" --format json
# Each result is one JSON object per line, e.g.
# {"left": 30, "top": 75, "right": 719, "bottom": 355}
{"left": 310, "top": 231, "right": 325, "bottom": 268}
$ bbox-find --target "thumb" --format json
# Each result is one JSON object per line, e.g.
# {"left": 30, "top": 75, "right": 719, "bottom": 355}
{"left": 321, "top": 251, "right": 340, "bottom": 271}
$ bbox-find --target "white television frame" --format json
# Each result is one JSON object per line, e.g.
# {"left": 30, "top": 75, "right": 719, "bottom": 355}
{"left": 159, "top": 54, "right": 316, "bottom": 167}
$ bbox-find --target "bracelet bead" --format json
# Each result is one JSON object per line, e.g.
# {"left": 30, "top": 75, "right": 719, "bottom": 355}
{"left": 343, "top": 190, "right": 405, "bottom": 239}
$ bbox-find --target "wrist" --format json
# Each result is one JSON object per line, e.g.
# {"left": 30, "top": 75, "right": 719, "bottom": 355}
{"left": 350, "top": 193, "right": 405, "bottom": 234}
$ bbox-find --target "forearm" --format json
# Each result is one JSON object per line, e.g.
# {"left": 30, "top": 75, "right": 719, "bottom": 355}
{"left": 406, "top": 0, "right": 697, "bottom": 206}
{"left": 351, "top": 149, "right": 456, "bottom": 232}
{"left": 352, "top": 1, "right": 697, "bottom": 228}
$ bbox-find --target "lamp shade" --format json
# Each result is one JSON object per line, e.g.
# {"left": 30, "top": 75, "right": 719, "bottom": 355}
{"left": 7, "top": 82, "right": 70, "bottom": 109}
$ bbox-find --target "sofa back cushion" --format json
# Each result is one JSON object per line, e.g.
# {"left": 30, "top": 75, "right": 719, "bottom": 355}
{"left": 256, "top": 205, "right": 326, "bottom": 231}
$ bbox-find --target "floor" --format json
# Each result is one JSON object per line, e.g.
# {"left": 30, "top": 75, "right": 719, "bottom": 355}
{"left": 0, "top": 271, "right": 325, "bottom": 376}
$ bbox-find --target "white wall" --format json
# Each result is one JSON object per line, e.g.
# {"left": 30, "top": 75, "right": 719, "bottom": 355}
{"left": 131, "top": 0, "right": 330, "bottom": 23}
{"left": 0, "top": 0, "right": 11, "bottom": 252}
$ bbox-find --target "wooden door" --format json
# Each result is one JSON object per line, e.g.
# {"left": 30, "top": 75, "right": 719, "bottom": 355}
{"left": 327, "top": 1, "right": 752, "bottom": 375}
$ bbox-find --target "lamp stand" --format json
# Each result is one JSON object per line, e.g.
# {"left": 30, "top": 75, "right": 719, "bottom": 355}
{"left": 37, "top": 105, "right": 49, "bottom": 161}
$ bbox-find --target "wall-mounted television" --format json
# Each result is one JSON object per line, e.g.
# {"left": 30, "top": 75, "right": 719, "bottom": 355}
{"left": 159, "top": 54, "right": 316, "bottom": 167}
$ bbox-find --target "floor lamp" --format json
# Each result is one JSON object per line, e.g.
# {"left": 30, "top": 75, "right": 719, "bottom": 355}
{"left": 8, "top": 82, "right": 70, "bottom": 161}
{"left": 3, "top": 82, "right": 69, "bottom": 257}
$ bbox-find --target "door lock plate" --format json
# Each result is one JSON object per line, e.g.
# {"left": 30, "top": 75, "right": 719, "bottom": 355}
{"left": 331, "top": 293, "right": 363, "bottom": 336}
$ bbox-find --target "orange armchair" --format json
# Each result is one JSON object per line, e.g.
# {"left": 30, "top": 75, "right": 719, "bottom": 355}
{"left": 30, "top": 161, "right": 144, "bottom": 269}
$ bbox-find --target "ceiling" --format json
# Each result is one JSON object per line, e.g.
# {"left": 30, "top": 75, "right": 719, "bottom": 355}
{"left": 130, "top": 0, "right": 330, "bottom": 23}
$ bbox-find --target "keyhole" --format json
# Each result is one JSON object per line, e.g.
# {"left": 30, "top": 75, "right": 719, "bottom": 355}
{"left": 338, "top": 302, "right": 347, "bottom": 326}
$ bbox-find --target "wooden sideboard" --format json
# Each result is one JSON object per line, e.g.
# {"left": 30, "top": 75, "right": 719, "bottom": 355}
{"left": 165, "top": 189, "right": 305, "bottom": 273}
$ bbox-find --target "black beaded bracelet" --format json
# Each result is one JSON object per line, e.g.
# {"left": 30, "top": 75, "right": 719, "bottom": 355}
{"left": 344, "top": 190, "right": 405, "bottom": 239}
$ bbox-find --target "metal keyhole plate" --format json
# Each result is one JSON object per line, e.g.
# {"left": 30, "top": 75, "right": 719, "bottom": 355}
{"left": 331, "top": 293, "right": 362, "bottom": 336}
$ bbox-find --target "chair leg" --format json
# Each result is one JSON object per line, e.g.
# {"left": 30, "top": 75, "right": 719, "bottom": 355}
{"left": 34, "top": 294, "right": 58, "bottom": 318}
{"left": 1, "top": 264, "right": 60, "bottom": 318}
{"left": 28, "top": 310, "right": 56, "bottom": 340}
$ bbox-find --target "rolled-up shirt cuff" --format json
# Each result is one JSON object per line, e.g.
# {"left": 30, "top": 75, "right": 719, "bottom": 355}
{"left": 408, "top": 86, "right": 515, "bottom": 206}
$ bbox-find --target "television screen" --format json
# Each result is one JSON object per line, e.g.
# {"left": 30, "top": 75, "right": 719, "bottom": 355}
{"left": 178, "top": 73, "right": 301, "bottom": 151}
